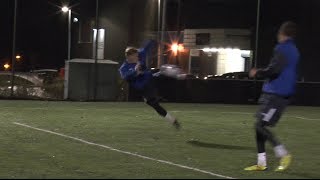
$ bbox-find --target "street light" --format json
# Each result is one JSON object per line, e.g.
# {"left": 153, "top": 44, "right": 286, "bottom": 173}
{"left": 171, "top": 43, "right": 184, "bottom": 56}
{"left": 171, "top": 43, "right": 179, "bottom": 55}
{"left": 4, "top": 63, "right": 10, "bottom": 70}
{"left": 61, "top": 6, "right": 71, "bottom": 60}
{"left": 16, "top": 55, "right": 21, "bottom": 61}
{"left": 61, "top": 6, "right": 69, "bottom": 13}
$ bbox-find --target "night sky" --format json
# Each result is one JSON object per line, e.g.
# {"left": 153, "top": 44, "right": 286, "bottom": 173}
{"left": 1, "top": 0, "right": 320, "bottom": 81}
{"left": 0, "top": 0, "right": 78, "bottom": 70}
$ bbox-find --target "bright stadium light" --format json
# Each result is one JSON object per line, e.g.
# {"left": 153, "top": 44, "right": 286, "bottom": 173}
{"left": 61, "top": 6, "right": 69, "bottom": 13}
{"left": 171, "top": 43, "right": 179, "bottom": 52}
{"left": 171, "top": 43, "right": 184, "bottom": 56}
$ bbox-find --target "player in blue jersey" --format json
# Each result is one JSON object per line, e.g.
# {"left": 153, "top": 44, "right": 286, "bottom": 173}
{"left": 245, "top": 21, "right": 300, "bottom": 172}
{"left": 119, "top": 40, "right": 181, "bottom": 130}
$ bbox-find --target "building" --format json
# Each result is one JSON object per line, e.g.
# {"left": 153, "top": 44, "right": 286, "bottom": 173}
{"left": 182, "top": 28, "right": 252, "bottom": 77}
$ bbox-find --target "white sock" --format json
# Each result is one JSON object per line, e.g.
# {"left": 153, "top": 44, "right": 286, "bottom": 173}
{"left": 257, "top": 152, "right": 267, "bottom": 167}
{"left": 165, "top": 113, "right": 175, "bottom": 123}
{"left": 274, "top": 145, "right": 288, "bottom": 158}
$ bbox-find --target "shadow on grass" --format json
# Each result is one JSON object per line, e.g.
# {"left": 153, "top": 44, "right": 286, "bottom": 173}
{"left": 187, "top": 140, "right": 255, "bottom": 151}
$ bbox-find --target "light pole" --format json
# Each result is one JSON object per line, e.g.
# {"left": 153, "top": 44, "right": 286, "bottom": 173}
{"left": 157, "top": 0, "right": 161, "bottom": 68}
{"left": 254, "top": 0, "right": 261, "bottom": 68}
{"left": 253, "top": 0, "right": 261, "bottom": 102}
{"left": 159, "top": 0, "right": 167, "bottom": 67}
{"left": 62, "top": 6, "right": 71, "bottom": 60}
{"left": 10, "top": 0, "right": 17, "bottom": 97}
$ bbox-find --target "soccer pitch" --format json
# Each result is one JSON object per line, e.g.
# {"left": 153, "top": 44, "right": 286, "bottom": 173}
{"left": 0, "top": 100, "right": 319, "bottom": 179}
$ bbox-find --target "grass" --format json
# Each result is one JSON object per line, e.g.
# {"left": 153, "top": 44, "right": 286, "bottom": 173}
{"left": 0, "top": 100, "right": 319, "bottom": 179}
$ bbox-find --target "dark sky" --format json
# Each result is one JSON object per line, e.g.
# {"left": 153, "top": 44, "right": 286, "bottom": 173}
{"left": 1, "top": 0, "right": 320, "bottom": 81}
{"left": 0, "top": 0, "right": 79, "bottom": 70}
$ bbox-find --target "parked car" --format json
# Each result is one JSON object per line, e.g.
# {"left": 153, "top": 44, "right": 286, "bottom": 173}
{"left": 31, "top": 69, "right": 59, "bottom": 84}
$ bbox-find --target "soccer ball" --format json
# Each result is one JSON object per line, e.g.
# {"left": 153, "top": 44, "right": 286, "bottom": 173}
{"left": 160, "top": 64, "right": 186, "bottom": 80}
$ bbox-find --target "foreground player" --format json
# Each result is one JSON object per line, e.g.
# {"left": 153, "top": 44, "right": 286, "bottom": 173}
{"left": 245, "top": 21, "right": 300, "bottom": 171}
{"left": 119, "top": 40, "right": 181, "bottom": 130}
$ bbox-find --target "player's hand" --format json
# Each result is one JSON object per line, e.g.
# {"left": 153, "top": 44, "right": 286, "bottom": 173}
{"left": 135, "top": 62, "right": 144, "bottom": 75}
{"left": 135, "top": 63, "right": 142, "bottom": 71}
{"left": 249, "top": 68, "right": 258, "bottom": 78}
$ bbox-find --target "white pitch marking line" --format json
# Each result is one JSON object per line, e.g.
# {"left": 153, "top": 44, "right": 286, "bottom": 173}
{"left": 171, "top": 110, "right": 201, "bottom": 113}
{"left": 285, "top": 115, "right": 320, "bottom": 121}
{"left": 221, "top": 112, "right": 252, "bottom": 115}
{"left": 13, "top": 122, "right": 235, "bottom": 179}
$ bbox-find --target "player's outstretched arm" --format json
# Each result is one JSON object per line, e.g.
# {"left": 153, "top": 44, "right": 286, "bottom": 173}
{"left": 255, "top": 48, "right": 288, "bottom": 79}
{"left": 138, "top": 40, "right": 157, "bottom": 67}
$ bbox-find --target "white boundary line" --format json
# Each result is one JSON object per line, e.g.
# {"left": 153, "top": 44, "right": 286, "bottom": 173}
{"left": 221, "top": 112, "right": 320, "bottom": 121}
{"left": 221, "top": 112, "right": 252, "bottom": 115}
{"left": 13, "top": 122, "right": 235, "bottom": 179}
{"left": 286, "top": 116, "right": 320, "bottom": 121}
{"left": 171, "top": 110, "right": 201, "bottom": 113}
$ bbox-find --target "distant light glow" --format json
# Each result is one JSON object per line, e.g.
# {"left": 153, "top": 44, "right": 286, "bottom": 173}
{"left": 201, "top": 47, "right": 249, "bottom": 75}
{"left": 216, "top": 48, "right": 245, "bottom": 74}
{"left": 171, "top": 43, "right": 184, "bottom": 56}
{"left": 4, "top": 63, "right": 10, "bottom": 70}
{"left": 203, "top": 48, "right": 210, "bottom": 52}
{"left": 201, "top": 47, "right": 250, "bottom": 55}
{"left": 171, "top": 43, "right": 179, "bottom": 52}
{"left": 178, "top": 44, "right": 184, "bottom": 52}
{"left": 62, "top": 6, "right": 69, "bottom": 12}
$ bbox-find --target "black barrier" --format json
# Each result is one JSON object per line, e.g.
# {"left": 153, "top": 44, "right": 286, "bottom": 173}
{"left": 294, "top": 82, "right": 320, "bottom": 106}
{"left": 128, "top": 79, "right": 320, "bottom": 106}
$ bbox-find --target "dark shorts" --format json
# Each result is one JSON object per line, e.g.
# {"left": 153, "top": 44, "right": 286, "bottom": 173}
{"left": 138, "top": 78, "right": 159, "bottom": 104}
{"left": 256, "top": 93, "right": 290, "bottom": 127}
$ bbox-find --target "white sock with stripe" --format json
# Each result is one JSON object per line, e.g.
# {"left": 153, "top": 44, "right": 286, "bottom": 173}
{"left": 257, "top": 152, "right": 267, "bottom": 167}
{"left": 165, "top": 113, "right": 175, "bottom": 124}
{"left": 274, "top": 145, "right": 288, "bottom": 158}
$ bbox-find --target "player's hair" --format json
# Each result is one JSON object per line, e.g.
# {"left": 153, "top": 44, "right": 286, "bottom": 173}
{"left": 279, "top": 21, "right": 297, "bottom": 39}
{"left": 125, "top": 47, "right": 138, "bottom": 57}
